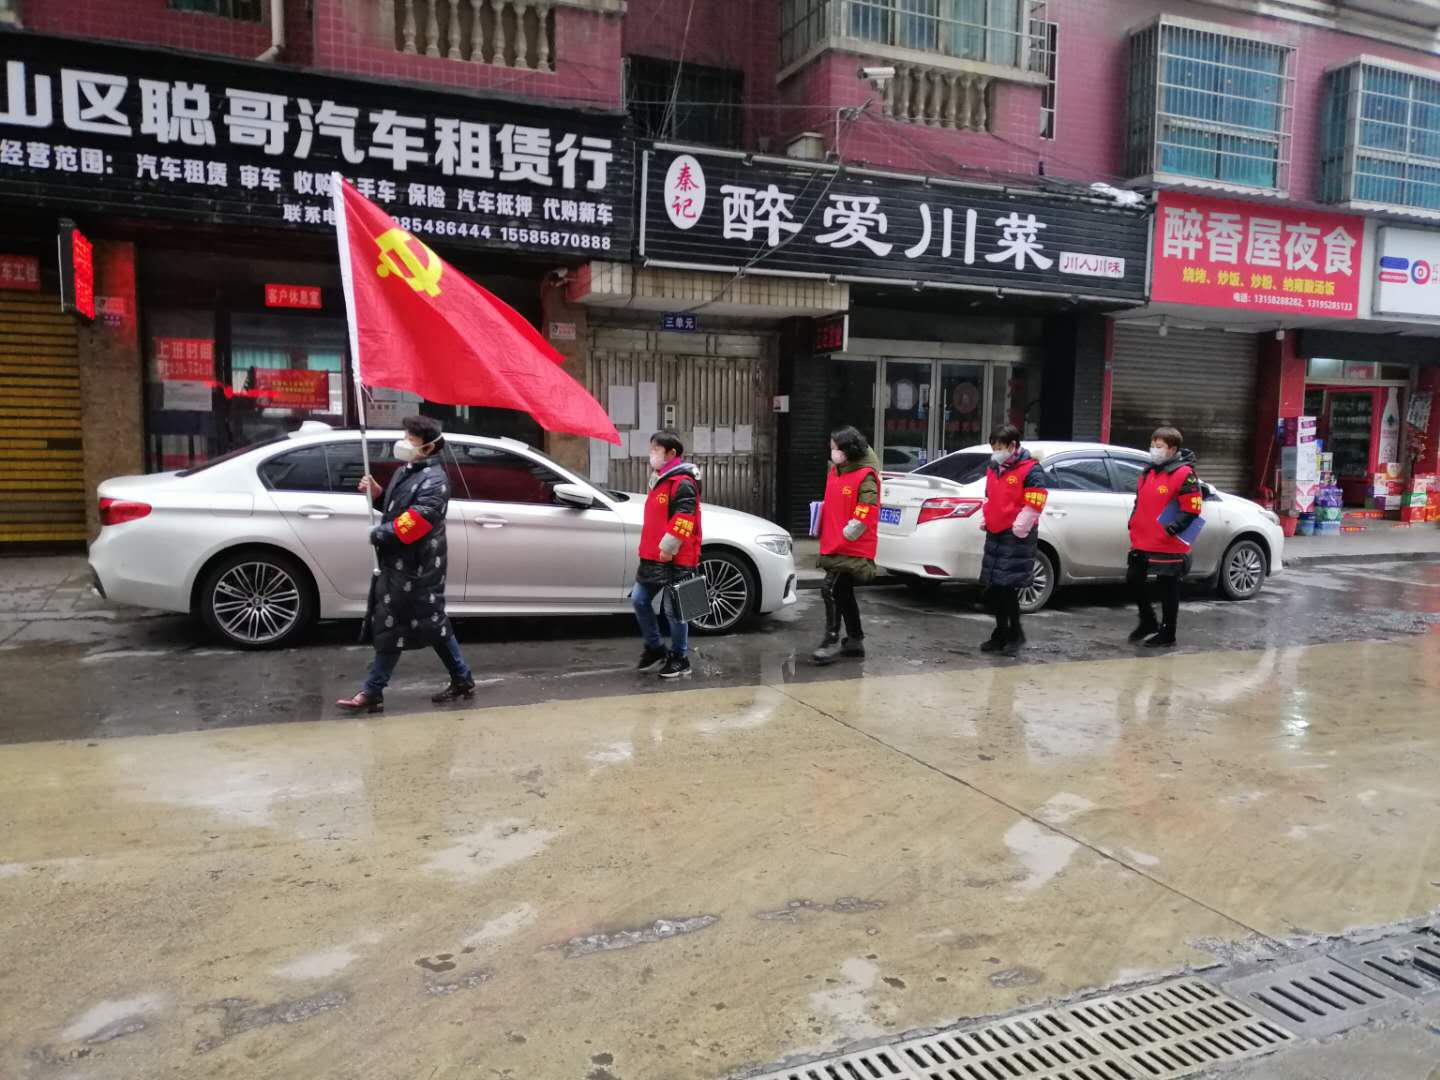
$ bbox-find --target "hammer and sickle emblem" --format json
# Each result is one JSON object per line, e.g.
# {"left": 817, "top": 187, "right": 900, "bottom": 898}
{"left": 375, "top": 228, "right": 443, "bottom": 297}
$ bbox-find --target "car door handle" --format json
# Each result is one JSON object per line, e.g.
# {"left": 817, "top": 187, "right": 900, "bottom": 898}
{"left": 473, "top": 514, "right": 508, "bottom": 528}
{"left": 296, "top": 504, "right": 333, "bottom": 520}
{"left": 1044, "top": 509, "right": 1068, "bottom": 518}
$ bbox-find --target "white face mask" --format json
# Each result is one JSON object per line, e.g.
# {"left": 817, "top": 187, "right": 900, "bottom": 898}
{"left": 1149, "top": 445, "right": 1171, "bottom": 465}
{"left": 830, "top": 449, "right": 847, "bottom": 466}
{"left": 649, "top": 451, "right": 668, "bottom": 472}
{"left": 394, "top": 438, "right": 424, "bottom": 463}
{"left": 991, "top": 448, "right": 1012, "bottom": 465}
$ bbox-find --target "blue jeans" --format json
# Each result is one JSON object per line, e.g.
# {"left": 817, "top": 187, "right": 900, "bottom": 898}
{"left": 363, "top": 627, "right": 472, "bottom": 696}
{"left": 632, "top": 580, "right": 689, "bottom": 656}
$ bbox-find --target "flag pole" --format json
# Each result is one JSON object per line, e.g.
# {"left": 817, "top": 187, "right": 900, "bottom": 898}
{"left": 331, "top": 173, "right": 376, "bottom": 531}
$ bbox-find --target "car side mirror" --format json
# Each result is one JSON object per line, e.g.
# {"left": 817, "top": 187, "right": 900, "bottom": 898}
{"left": 553, "top": 482, "right": 596, "bottom": 509}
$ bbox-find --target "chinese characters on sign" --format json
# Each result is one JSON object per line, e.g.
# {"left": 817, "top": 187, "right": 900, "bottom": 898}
{"left": 0, "top": 36, "right": 633, "bottom": 257}
{"left": 0, "top": 254, "right": 39, "bottom": 290}
{"left": 814, "top": 314, "right": 847, "bottom": 353}
{"left": 154, "top": 337, "right": 216, "bottom": 381}
{"left": 640, "top": 149, "right": 1149, "bottom": 299}
{"left": 265, "top": 283, "right": 322, "bottom": 309}
{"left": 57, "top": 222, "right": 94, "bottom": 320}
{"left": 661, "top": 312, "right": 698, "bottom": 332}
{"left": 253, "top": 368, "right": 330, "bottom": 410}
{"left": 1151, "top": 192, "right": 1363, "bottom": 318}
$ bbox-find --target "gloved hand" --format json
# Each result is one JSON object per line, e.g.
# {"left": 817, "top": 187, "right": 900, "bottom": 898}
{"left": 1012, "top": 506, "right": 1039, "bottom": 539}
{"left": 369, "top": 525, "right": 388, "bottom": 547}
{"left": 842, "top": 517, "right": 866, "bottom": 542}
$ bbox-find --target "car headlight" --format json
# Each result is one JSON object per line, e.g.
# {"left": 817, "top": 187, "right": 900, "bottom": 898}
{"left": 1260, "top": 509, "right": 1280, "bottom": 526}
{"left": 756, "top": 534, "right": 793, "bottom": 556}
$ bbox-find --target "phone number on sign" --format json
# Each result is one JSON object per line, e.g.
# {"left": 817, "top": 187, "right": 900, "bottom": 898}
{"left": 393, "top": 216, "right": 613, "bottom": 250}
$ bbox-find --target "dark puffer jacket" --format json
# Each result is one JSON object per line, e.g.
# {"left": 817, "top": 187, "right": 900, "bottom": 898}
{"left": 978, "top": 449, "right": 1047, "bottom": 589}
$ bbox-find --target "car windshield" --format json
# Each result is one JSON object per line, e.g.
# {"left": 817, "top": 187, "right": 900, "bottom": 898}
{"left": 912, "top": 451, "right": 990, "bottom": 485}
{"left": 176, "top": 436, "right": 288, "bottom": 477}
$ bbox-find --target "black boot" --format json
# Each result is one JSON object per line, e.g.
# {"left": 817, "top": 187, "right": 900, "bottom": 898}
{"left": 841, "top": 636, "right": 866, "bottom": 658}
{"left": 431, "top": 677, "right": 477, "bottom": 704}
{"left": 814, "top": 578, "right": 844, "bottom": 664}
{"left": 636, "top": 644, "right": 668, "bottom": 672}
{"left": 1145, "top": 629, "right": 1177, "bottom": 648}
{"left": 1001, "top": 624, "right": 1026, "bottom": 658}
{"left": 1128, "top": 609, "right": 1159, "bottom": 643}
{"left": 980, "top": 627, "right": 1006, "bottom": 653}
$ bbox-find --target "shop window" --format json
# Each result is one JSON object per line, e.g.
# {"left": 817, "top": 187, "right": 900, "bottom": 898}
{"left": 449, "top": 444, "right": 562, "bottom": 504}
{"left": 168, "top": 0, "right": 262, "bottom": 19}
{"left": 259, "top": 445, "right": 333, "bottom": 492}
{"left": 1046, "top": 456, "right": 1111, "bottom": 492}
{"left": 1307, "top": 357, "right": 1344, "bottom": 380}
{"left": 1127, "top": 18, "right": 1293, "bottom": 193}
{"left": 626, "top": 57, "right": 743, "bottom": 147}
{"left": 1322, "top": 60, "right": 1440, "bottom": 212}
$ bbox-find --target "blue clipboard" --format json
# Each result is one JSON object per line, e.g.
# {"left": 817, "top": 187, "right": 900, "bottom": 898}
{"left": 1158, "top": 500, "right": 1205, "bottom": 546}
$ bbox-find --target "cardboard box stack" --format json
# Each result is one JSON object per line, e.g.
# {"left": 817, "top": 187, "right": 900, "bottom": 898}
{"left": 1401, "top": 474, "right": 1433, "bottom": 523}
{"left": 1369, "top": 463, "right": 1404, "bottom": 511}
{"left": 1279, "top": 417, "right": 1319, "bottom": 518}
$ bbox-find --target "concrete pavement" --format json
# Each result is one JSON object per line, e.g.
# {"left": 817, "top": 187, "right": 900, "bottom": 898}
{"left": 0, "top": 558, "right": 1438, "bottom": 1078}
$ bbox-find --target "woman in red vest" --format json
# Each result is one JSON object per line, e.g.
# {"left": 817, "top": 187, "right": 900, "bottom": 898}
{"left": 1126, "top": 426, "right": 1203, "bottom": 648}
{"left": 979, "top": 424, "right": 1048, "bottom": 656}
{"left": 633, "top": 430, "right": 703, "bottom": 679}
{"left": 814, "top": 425, "right": 881, "bottom": 665}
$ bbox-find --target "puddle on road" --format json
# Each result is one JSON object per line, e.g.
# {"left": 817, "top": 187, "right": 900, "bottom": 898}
{"left": 422, "top": 820, "right": 557, "bottom": 882}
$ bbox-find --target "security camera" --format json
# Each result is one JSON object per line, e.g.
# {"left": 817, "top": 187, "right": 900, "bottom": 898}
{"left": 859, "top": 66, "right": 896, "bottom": 81}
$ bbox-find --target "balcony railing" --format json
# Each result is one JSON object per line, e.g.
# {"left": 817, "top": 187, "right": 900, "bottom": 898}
{"left": 883, "top": 64, "right": 993, "bottom": 130}
{"left": 1322, "top": 58, "right": 1440, "bottom": 214}
{"left": 385, "top": 0, "right": 556, "bottom": 70}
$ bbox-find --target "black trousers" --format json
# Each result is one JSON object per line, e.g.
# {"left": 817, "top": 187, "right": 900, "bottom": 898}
{"left": 1127, "top": 553, "right": 1181, "bottom": 632}
{"left": 986, "top": 585, "right": 1022, "bottom": 637}
{"left": 821, "top": 571, "right": 863, "bottom": 640}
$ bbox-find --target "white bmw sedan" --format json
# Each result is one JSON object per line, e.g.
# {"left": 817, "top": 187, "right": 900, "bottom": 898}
{"left": 90, "top": 424, "right": 797, "bottom": 648}
{"left": 876, "top": 441, "right": 1285, "bottom": 612}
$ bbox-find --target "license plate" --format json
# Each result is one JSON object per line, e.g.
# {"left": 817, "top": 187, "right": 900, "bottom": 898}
{"left": 879, "top": 505, "right": 902, "bottom": 526}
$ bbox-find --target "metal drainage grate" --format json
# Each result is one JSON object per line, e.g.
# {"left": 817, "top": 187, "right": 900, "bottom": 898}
{"left": 1221, "top": 957, "right": 1401, "bottom": 1039}
{"left": 1331, "top": 932, "right": 1440, "bottom": 1000}
{"left": 741, "top": 978, "right": 1292, "bottom": 1080}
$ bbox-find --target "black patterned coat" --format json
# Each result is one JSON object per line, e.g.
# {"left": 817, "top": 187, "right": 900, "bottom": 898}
{"left": 368, "top": 455, "right": 453, "bottom": 653}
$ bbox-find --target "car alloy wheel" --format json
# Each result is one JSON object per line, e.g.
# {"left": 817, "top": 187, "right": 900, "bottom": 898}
{"left": 692, "top": 552, "right": 755, "bottom": 634}
{"left": 1018, "top": 549, "right": 1056, "bottom": 614}
{"left": 210, "top": 560, "right": 304, "bottom": 646}
{"left": 1220, "top": 539, "right": 1266, "bottom": 600}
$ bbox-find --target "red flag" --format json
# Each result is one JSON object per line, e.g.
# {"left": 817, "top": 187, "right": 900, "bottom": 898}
{"left": 332, "top": 177, "right": 620, "bottom": 444}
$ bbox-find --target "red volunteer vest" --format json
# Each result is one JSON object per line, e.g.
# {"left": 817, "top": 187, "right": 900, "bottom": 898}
{"left": 1129, "top": 465, "right": 1199, "bottom": 554}
{"left": 819, "top": 465, "right": 880, "bottom": 559}
{"left": 983, "top": 458, "right": 1045, "bottom": 532}
{"left": 639, "top": 469, "right": 702, "bottom": 566}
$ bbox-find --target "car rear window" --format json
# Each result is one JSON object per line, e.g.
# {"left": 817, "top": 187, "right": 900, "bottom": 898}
{"left": 176, "top": 436, "right": 286, "bottom": 477}
{"left": 913, "top": 451, "right": 989, "bottom": 485}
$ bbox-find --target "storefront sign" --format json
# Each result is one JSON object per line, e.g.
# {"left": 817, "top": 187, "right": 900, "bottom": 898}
{"left": 58, "top": 221, "right": 94, "bottom": 319}
{"left": 814, "top": 314, "right": 848, "bottom": 353}
{"left": 638, "top": 147, "right": 1149, "bottom": 300}
{"left": 1372, "top": 227, "right": 1440, "bottom": 318}
{"left": 0, "top": 254, "right": 39, "bottom": 290}
{"left": 0, "top": 34, "right": 633, "bottom": 258}
{"left": 265, "top": 283, "right": 322, "bottom": 309}
{"left": 162, "top": 380, "right": 213, "bottom": 412}
{"left": 367, "top": 386, "right": 422, "bottom": 427}
{"left": 1152, "top": 192, "right": 1363, "bottom": 318}
{"left": 662, "top": 312, "right": 698, "bottom": 332}
{"left": 253, "top": 368, "right": 329, "bottom": 410}
{"left": 547, "top": 320, "right": 576, "bottom": 341}
{"left": 155, "top": 337, "right": 216, "bottom": 381}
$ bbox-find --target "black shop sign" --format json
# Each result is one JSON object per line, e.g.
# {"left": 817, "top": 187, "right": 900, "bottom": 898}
{"left": 640, "top": 145, "right": 1148, "bottom": 300}
{"left": 0, "top": 33, "right": 633, "bottom": 258}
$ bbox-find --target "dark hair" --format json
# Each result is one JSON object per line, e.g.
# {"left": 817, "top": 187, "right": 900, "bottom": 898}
{"left": 650, "top": 429, "right": 685, "bottom": 457}
{"left": 829, "top": 425, "right": 870, "bottom": 461}
{"left": 989, "top": 424, "right": 1022, "bottom": 448}
{"left": 403, "top": 415, "right": 443, "bottom": 445}
{"left": 1151, "top": 426, "right": 1183, "bottom": 450}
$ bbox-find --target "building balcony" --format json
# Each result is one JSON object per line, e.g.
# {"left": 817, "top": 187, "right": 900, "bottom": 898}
{"left": 1322, "top": 56, "right": 1440, "bottom": 217}
{"left": 382, "top": 0, "right": 624, "bottom": 72}
{"left": 779, "top": 0, "right": 1050, "bottom": 89}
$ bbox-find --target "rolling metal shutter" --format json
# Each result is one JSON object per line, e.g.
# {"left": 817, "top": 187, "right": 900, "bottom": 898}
{"left": 0, "top": 291, "right": 84, "bottom": 543}
{"left": 1111, "top": 323, "right": 1258, "bottom": 494}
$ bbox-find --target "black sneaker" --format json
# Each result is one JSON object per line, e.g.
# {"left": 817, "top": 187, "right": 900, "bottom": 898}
{"left": 841, "top": 637, "right": 866, "bottom": 658}
{"left": 979, "top": 631, "right": 1006, "bottom": 653}
{"left": 658, "top": 653, "right": 692, "bottom": 679}
{"left": 431, "top": 678, "right": 476, "bottom": 704}
{"left": 637, "top": 645, "right": 668, "bottom": 672}
{"left": 1128, "top": 619, "right": 1160, "bottom": 643}
{"left": 1144, "top": 631, "right": 1177, "bottom": 648}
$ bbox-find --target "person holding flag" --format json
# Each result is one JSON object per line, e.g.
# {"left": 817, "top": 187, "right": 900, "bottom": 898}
{"left": 336, "top": 415, "right": 476, "bottom": 712}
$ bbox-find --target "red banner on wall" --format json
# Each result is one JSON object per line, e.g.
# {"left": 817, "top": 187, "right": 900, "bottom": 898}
{"left": 1151, "top": 192, "right": 1364, "bottom": 319}
{"left": 253, "top": 368, "right": 330, "bottom": 410}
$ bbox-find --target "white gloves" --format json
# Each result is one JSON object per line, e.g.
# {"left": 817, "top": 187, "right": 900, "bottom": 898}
{"left": 1012, "top": 506, "right": 1040, "bottom": 538}
{"left": 842, "top": 517, "right": 866, "bottom": 542}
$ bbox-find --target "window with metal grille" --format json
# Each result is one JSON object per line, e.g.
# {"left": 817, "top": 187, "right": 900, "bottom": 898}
{"left": 1321, "top": 60, "right": 1440, "bottom": 212}
{"left": 168, "top": 0, "right": 262, "bottom": 19}
{"left": 1038, "top": 19, "right": 1057, "bottom": 138}
{"left": 780, "top": 0, "right": 1036, "bottom": 72}
{"left": 626, "top": 56, "right": 744, "bottom": 148}
{"left": 1127, "top": 18, "right": 1293, "bottom": 193}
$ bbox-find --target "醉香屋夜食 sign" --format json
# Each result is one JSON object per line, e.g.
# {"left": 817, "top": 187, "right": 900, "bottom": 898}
{"left": 0, "top": 33, "right": 633, "bottom": 260}
{"left": 639, "top": 145, "right": 1149, "bottom": 300}
{"left": 1151, "top": 192, "right": 1364, "bottom": 318}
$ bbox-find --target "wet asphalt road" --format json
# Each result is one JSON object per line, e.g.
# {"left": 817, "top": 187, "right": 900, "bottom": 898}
{"left": 3, "top": 556, "right": 1437, "bottom": 744}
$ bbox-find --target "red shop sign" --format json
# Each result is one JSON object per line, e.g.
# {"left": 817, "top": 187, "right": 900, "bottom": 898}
{"left": 0, "top": 255, "right": 40, "bottom": 290}
{"left": 155, "top": 337, "right": 216, "bottom": 381}
{"left": 265, "top": 284, "right": 323, "bottom": 309}
{"left": 254, "top": 368, "right": 330, "bottom": 410}
{"left": 1152, "top": 192, "right": 1364, "bottom": 319}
